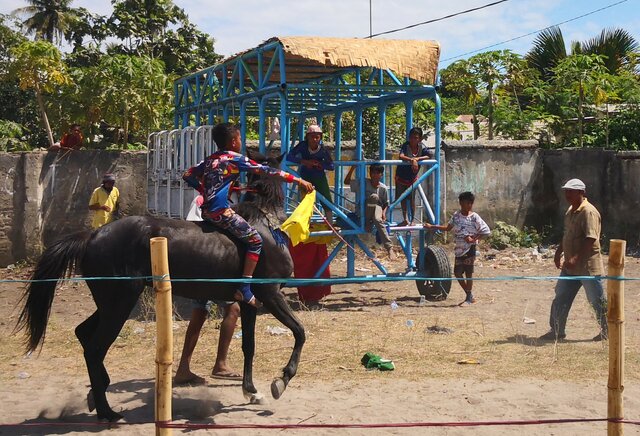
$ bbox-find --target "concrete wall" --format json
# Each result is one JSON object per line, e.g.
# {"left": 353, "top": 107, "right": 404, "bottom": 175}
{"left": 442, "top": 141, "right": 640, "bottom": 245}
{"left": 0, "top": 150, "right": 147, "bottom": 266}
{"left": 443, "top": 140, "right": 540, "bottom": 229}
{"left": 1, "top": 145, "right": 639, "bottom": 266}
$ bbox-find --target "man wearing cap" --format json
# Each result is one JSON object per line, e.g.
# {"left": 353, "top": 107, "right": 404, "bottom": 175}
{"left": 539, "top": 178, "right": 608, "bottom": 342}
{"left": 286, "top": 124, "right": 335, "bottom": 223}
{"left": 88, "top": 173, "right": 120, "bottom": 229}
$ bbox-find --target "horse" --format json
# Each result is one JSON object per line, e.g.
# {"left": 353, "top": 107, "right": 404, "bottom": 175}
{"left": 16, "top": 154, "right": 306, "bottom": 422}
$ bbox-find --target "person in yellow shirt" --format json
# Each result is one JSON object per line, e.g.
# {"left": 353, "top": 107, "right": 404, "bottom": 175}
{"left": 89, "top": 173, "right": 120, "bottom": 228}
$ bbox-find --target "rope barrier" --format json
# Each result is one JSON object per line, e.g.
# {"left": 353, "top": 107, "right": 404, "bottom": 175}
{"left": 159, "top": 417, "right": 612, "bottom": 429}
{"left": 6, "top": 416, "right": 639, "bottom": 430}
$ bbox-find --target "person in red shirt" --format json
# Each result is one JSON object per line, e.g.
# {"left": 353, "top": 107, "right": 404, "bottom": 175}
{"left": 59, "top": 124, "right": 84, "bottom": 150}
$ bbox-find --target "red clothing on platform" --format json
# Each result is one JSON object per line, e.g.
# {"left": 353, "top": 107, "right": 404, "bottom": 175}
{"left": 289, "top": 242, "right": 331, "bottom": 303}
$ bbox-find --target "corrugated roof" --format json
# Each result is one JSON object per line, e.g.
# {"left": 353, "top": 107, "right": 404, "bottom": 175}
{"left": 225, "top": 36, "right": 441, "bottom": 85}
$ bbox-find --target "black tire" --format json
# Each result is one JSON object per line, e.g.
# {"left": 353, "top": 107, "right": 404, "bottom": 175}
{"left": 416, "top": 245, "right": 452, "bottom": 301}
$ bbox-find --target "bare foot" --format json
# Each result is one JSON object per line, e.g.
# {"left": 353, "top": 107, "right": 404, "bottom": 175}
{"left": 174, "top": 371, "right": 206, "bottom": 385}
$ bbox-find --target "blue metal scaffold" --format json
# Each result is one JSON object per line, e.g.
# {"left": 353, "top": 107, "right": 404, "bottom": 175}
{"left": 165, "top": 36, "right": 451, "bottom": 300}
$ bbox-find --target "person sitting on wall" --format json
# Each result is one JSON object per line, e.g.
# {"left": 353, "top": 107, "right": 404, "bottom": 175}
{"left": 59, "top": 124, "right": 84, "bottom": 150}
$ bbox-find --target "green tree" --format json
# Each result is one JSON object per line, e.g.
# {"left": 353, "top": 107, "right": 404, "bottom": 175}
{"left": 440, "top": 60, "right": 482, "bottom": 139}
{"left": 526, "top": 26, "right": 638, "bottom": 79}
{"left": 0, "top": 15, "right": 47, "bottom": 148}
{"left": 105, "top": 0, "right": 221, "bottom": 75}
{"left": 441, "top": 50, "right": 528, "bottom": 139}
{"left": 11, "top": 0, "right": 79, "bottom": 45}
{"left": 91, "top": 54, "right": 170, "bottom": 146}
{"left": 550, "top": 54, "right": 614, "bottom": 147}
{"left": 7, "top": 40, "right": 69, "bottom": 147}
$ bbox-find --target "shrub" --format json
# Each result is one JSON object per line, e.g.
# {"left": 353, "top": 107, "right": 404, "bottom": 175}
{"left": 487, "top": 221, "right": 541, "bottom": 249}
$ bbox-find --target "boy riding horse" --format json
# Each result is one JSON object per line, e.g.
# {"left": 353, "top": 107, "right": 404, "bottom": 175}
{"left": 183, "top": 122, "right": 314, "bottom": 305}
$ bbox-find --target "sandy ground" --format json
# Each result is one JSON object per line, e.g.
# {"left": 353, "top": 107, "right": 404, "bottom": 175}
{"left": 0, "top": 244, "right": 639, "bottom": 435}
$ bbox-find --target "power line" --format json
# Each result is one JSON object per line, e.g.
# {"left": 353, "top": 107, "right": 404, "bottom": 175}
{"left": 365, "top": 0, "right": 510, "bottom": 39}
{"left": 442, "top": 0, "right": 629, "bottom": 62}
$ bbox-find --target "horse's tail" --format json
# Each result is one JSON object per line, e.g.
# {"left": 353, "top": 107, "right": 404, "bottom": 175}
{"left": 15, "top": 230, "right": 92, "bottom": 353}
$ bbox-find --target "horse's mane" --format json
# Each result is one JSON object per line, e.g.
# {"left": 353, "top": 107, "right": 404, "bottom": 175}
{"left": 234, "top": 151, "right": 286, "bottom": 223}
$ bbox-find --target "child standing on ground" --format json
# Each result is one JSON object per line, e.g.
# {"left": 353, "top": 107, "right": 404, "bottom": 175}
{"left": 424, "top": 191, "right": 490, "bottom": 306}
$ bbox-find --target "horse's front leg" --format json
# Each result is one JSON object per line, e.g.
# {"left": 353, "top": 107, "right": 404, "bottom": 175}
{"left": 259, "top": 288, "right": 305, "bottom": 400}
{"left": 239, "top": 302, "right": 264, "bottom": 404}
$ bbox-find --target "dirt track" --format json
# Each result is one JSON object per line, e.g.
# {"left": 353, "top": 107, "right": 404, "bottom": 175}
{"left": 0, "top": 245, "right": 639, "bottom": 435}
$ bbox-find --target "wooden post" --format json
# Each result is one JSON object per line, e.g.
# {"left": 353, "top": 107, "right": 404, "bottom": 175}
{"left": 151, "top": 237, "right": 173, "bottom": 436}
{"left": 607, "top": 239, "right": 625, "bottom": 436}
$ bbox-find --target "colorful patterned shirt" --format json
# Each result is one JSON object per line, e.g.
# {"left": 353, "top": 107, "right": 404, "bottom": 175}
{"left": 448, "top": 211, "right": 491, "bottom": 257}
{"left": 183, "top": 151, "right": 294, "bottom": 216}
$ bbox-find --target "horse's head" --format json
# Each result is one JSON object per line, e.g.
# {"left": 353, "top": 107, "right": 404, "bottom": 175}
{"left": 238, "top": 151, "right": 285, "bottom": 218}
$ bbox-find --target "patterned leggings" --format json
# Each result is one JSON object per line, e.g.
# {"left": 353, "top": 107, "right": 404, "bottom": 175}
{"left": 203, "top": 208, "right": 262, "bottom": 262}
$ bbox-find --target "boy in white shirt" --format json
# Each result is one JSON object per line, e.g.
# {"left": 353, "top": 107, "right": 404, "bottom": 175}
{"left": 424, "top": 191, "right": 490, "bottom": 305}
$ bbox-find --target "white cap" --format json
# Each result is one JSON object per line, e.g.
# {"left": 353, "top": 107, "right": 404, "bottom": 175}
{"left": 306, "top": 124, "right": 322, "bottom": 134}
{"left": 561, "top": 178, "right": 586, "bottom": 191}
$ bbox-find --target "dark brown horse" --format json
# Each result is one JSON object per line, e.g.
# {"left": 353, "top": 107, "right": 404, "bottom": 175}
{"left": 16, "top": 155, "right": 305, "bottom": 422}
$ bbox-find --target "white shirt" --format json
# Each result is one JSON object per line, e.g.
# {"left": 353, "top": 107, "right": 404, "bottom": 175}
{"left": 448, "top": 211, "right": 490, "bottom": 257}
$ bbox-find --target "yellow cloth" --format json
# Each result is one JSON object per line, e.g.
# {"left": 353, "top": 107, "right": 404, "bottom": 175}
{"left": 305, "top": 223, "right": 334, "bottom": 244}
{"left": 89, "top": 186, "right": 119, "bottom": 229}
{"left": 281, "top": 191, "right": 316, "bottom": 246}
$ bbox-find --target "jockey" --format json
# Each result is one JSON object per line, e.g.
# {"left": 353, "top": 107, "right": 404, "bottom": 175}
{"left": 183, "top": 122, "right": 314, "bottom": 306}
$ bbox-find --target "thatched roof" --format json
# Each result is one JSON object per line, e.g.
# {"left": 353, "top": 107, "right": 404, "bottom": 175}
{"left": 226, "top": 36, "right": 441, "bottom": 85}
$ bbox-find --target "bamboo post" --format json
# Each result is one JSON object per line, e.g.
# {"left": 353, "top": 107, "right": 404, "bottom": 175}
{"left": 151, "top": 237, "right": 173, "bottom": 436}
{"left": 607, "top": 239, "right": 625, "bottom": 436}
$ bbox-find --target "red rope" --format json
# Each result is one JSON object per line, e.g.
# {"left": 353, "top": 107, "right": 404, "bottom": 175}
{"left": 5, "top": 417, "right": 638, "bottom": 430}
{"left": 158, "top": 417, "right": 610, "bottom": 429}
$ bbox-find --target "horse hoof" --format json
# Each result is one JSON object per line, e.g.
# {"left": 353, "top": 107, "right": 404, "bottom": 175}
{"left": 97, "top": 410, "right": 123, "bottom": 422}
{"left": 271, "top": 378, "right": 286, "bottom": 400}
{"left": 243, "top": 390, "right": 267, "bottom": 405}
{"left": 87, "top": 389, "right": 95, "bottom": 412}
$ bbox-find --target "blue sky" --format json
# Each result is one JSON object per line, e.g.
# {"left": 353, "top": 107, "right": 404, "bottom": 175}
{"left": 3, "top": 0, "right": 639, "bottom": 67}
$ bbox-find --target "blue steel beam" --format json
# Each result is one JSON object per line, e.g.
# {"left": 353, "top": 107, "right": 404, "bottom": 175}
{"left": 173, "top": 38, "right": 443, "bottom": 282}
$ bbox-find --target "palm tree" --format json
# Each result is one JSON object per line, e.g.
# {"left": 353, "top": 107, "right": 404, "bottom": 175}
{"left": 11, "top": 0, "right": 78, "bottom": 46}
{"left": 526, "top": 26, "right": 638, "bottom": 79}
{"left": 581, "top": 28, "right": 639, "bottom": 74}
{"left": 525, "top": 27, "right": 567, "bottom": 81}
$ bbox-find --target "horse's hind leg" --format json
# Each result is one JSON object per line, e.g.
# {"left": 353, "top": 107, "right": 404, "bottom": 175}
{"left": 258, "top": 285, "right": 305, "bottom": 400}
{"left": 75, "top": 312, "right": 109, "bottom": 412}
{"left": 83, "top": 283, "right": 142, "bottom": 421}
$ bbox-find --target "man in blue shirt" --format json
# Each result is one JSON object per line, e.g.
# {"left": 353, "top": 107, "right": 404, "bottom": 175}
{"left": 286, "top": 124, "right": 335, "bottom": 223}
